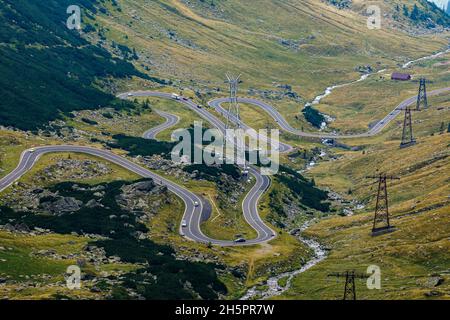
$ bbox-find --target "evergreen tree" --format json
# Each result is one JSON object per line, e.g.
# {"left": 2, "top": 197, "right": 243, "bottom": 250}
{"left": 410, "top": 4, "right": 420, "bottom": 21}
{"left": 403, "top": 4, "right": 409, "bottom": 17}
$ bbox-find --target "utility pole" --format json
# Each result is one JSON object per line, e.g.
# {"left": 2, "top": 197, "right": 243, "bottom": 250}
{"left": 416, "top": 78, "right": 428, "bottom": 111}
{"left": 225, "top": 73, "right": 241, "bottom": 129}
{"left": 400, "top": 107, "right": 416, "bottom": 148}
{"left": 327, "top": 271, "right": 367, "bottom": 300}
{"left": 366, "top": 174, "right": 400, "bottom": 235}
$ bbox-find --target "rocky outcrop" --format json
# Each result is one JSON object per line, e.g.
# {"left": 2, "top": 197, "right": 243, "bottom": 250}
{"left": 116, "top": 180, "right": 170, "bottom": 214}
{"left": 39, "top": 196, "right": 83, "bottom": 215}
{"left": 37, "top": 159, "right": 112, "bottom": 181}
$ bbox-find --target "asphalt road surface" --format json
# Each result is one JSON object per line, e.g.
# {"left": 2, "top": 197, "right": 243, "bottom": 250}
{"left": 118, "top": 87, "right": 449, "bottom": 245}
{"left": 118, "top": 91, "right": 277, "bottom": 244}
{"left": 209, "top": 87, "right": 450, "bottom": 139}
{"left": 142, "top": 110, "right": 179, "bottom": 140}
{"left": 0, "top": 145, "right": 273, "bottom": 246}
{"left": 1, "top": 87, "right": 448, "bottom": 247}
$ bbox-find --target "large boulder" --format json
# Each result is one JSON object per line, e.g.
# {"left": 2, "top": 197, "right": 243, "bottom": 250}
{"left": 40, "top": 196, "right": 83, "bottom": 215}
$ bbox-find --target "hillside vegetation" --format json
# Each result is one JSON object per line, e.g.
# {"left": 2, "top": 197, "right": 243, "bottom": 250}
{"left": 91, "top": 0, "right": 449, "bottom": 100}
{"left": 0, "top": 0, "right": 147, "bottom": 130}
{"left": 287, "top": 87, "right": 450, "bottom": 299}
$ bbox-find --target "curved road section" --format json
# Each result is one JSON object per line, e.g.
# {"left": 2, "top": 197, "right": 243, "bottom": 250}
{"left": 209, "top": 87, "right": 450, "bottom": 139}
{"left": 0, "top": 145, "right": 273, "bottom": 246}
{"left": 143, "top": 110, "right": 179, "bottom": 140}
{"left": 2, "top": 87, "right": 448, "bottom": 247}
{"left": 118, "top": 91, "right": 277, "bottom": 244}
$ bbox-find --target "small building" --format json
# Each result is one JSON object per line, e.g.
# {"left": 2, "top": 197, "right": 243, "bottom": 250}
{"left": 391, "top": 72, "right": 411, "bottom": 81}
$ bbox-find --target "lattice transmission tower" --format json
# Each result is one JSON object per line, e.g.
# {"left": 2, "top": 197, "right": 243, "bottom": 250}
{"left": 400, "top": 107, "right": 417, "bottom": 148}
{"left": 366, "top": 174, "right": 400, "bottom": 235}
{"left": 225, "top": 73, "right": 242, "bottom": 129}
{"left": 416, "top": 78, "right": 428, "bottom": 111}
{"left": 327, "top": 271, "right": 367, "bottom": 300}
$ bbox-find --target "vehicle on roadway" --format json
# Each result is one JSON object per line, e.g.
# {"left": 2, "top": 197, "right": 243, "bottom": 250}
{"left": 29, "top": 148, "right": 36, "bottom": 153}
{"left": 197, "top": 104, "right": 203, "bottom": 109}
{"left": 194, "top": 201, "right": 199, "bottom": 207}
{"left": 234, "top": 238, "right": 246, "bottom": 243}
{"left": 172, "top": 93, "right": 180, "bottom": 100}
{"left": 127, "top": 93, "right": 133, "bottom": 97}
{"left": 181, "top": 220, "right": 187, "bottom": 227}
{"left": 182, "top": 97, "right": 189, "bottom": 101}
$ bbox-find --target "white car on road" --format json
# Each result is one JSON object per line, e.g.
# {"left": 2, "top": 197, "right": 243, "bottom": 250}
{"left": 181, "top": 220, "right": 187, "bottom": 227}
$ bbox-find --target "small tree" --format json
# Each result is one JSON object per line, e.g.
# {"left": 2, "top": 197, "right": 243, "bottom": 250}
{"left": 410, "top": 4, "right": 420, "bottom": 21}
{"left": 403, "top": 4, "right": 409, "bottom": 17}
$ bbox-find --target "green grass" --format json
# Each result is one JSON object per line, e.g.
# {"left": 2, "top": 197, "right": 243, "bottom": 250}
{"left": 0, "top": 0, "right": 149, "bottom": 130}
{"left": 135, "top": 97, "right": 213, "bottom": 141}
{"left": 277, "top": 204, "right": 450, "bottom": 300}
{"left": 0, "top": 232, "right": 86, "bottom": 281}
{"left": 65, "top": 102, "right": 162, "bottom": 141}
{"left": 95, "top": 0, "right": 449, "bottom": 100}
{"left": 287, "top": 105, "right": 450, "bottom": 300}
{"left": 312, "top": 52, "right": 450, "bottom": 133}
{"left": 1, "top": 179, "right": 228, "bottom": 300}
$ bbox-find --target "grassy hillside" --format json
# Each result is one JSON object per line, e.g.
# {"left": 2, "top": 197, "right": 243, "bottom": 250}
{"left": 283, "top": 100, "right": 450, "bottom": 299}
{"left": 312, "top": 51, "right": 450, "bottom": 133}
{"left": 0, "top": 0, "right": 149, "bottom": 130}
{"left": 91, "top": 0, "right": 449, "bottom": 100}
{"left": 1, "top": 0, "right": 449, "bottom": 301}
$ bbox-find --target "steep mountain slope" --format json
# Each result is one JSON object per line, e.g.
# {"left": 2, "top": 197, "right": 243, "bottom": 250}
{"left": 281, "top": 53, "right": 450, "bottom": 299}
{"left": 91, "top": 0, "right": 449, "bottom": 100}
{"left": 0, "top": 0, "right": 449, "bottom": 301}
{"left": 0, "top": 0, "right": 149, "bottom": 130}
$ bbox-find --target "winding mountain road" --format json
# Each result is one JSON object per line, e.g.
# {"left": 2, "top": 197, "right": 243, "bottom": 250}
{"left": 0, "top": 144, "right": 274, "bottom": 246}
{"left": 118, "top": 91, "right": 277, "bottom": 244}
{"left": 209, "top": 87, "right": 450, "bottom": 139}
{"left": 142, "top": 110, "right": 179, "bottom": 140}
{"left": 1, "top": 86, "right": 448, "bottom": 247}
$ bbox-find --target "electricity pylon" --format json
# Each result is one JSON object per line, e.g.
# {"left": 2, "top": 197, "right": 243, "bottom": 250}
{"left": 416, "top": 78, "right": 428, "bottom": 111}
{"left": 328, "top": 271, "right": 367, "bottom": 300}
{"left": 366, "top": 174, "right": 400, "bottom": 235}
{"left": 400, "top": 107, "right": 416, "bottom": 148}
{"left": 225, "top": 73, "right": 241, "bottom": 129}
